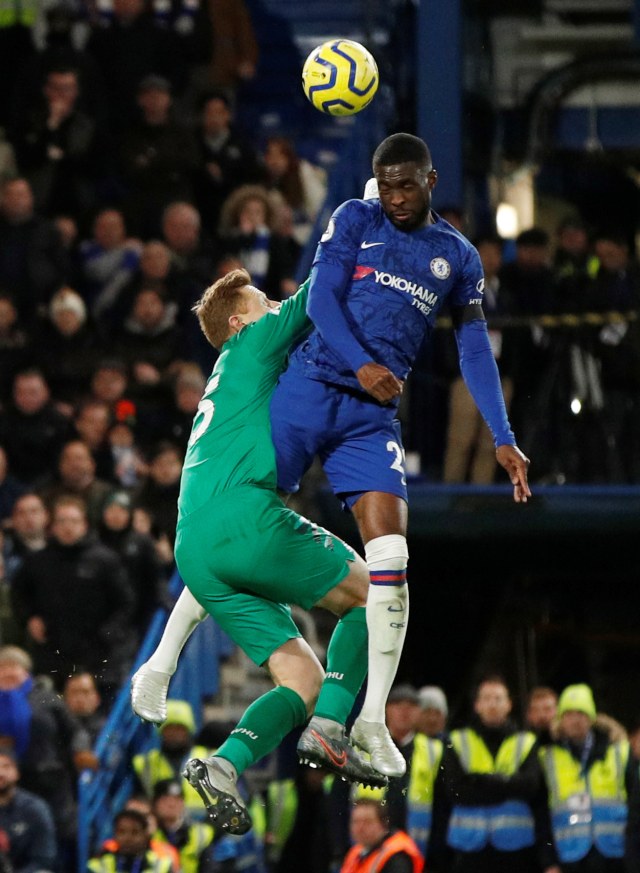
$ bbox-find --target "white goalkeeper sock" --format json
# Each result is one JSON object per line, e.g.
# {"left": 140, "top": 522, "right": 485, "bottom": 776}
{"left": 146, "top": 586, "right": 207, "bottom": 675}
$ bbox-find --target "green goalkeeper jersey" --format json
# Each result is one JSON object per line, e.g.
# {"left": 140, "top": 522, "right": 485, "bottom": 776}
{"left": 177, "top": 281, "right": 310, "bottom": 522}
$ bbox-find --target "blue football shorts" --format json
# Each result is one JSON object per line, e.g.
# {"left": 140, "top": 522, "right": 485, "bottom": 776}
{"left": 270, "top": 368, "right": 408, "bottom": 509}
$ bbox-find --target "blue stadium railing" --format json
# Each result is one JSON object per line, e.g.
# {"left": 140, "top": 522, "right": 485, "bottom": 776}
{"left": 77, "top": 570, "right": 231, "bottom": 871}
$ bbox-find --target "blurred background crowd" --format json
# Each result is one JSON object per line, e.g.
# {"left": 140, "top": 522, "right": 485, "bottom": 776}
{"left": 0, "top": 0, "right": 639, "bottom": 870}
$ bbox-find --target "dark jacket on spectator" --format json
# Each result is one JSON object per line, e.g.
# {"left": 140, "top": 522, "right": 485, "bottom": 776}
{"left": 98, "top": 522, "right": 168, "bottom": 640}
{"left": 0, "top": 675, "right": 90, "bottom": 842}
{"left": 0, "top": 785, "right": 57, "bottom": 872}
{"left": 0, "top": 216, "right": 67, "bottom": 323}
{"left": 34, "top": 319, "right": 101, "bottom": 406}
{"left": 11, "top": 534, "right": 134, "bottom": 688}
{"left": 0, "top": 403, "right": 73, "bottom": 486}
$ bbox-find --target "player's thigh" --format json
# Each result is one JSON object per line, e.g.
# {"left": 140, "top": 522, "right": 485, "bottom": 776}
{"left": 315, "top": 551, "right": 369, "bottom": 615}
{"left": 198, "top": 585, "right": 302, "bottom": 668}
{"left": 177, "top": 488, "right": 355, "bottom": 612}
{"left": 270, "top": 372, "right": 334, "bottom": 494}
{"left": 176, "top": 522, "right": 302, "bottom": 667}
{"left": 321, "top": 413, "right": 408, "bottom": 505}
{"left": 240, "top": 500, "right": 358, "bottom": 610}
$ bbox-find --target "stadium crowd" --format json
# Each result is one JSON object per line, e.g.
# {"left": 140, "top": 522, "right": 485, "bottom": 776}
{"left": 0, "top": 0, "right": 639, "bottom": 871}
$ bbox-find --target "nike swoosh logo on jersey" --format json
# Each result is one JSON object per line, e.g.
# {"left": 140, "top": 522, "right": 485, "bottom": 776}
{"left": 361, "top": 241, "right": 384, "bottom": 249}
{"left": 310, "top": 730, "right": 347, "bottom": 767}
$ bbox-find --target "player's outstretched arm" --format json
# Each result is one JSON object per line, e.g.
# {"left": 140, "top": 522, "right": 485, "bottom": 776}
{"left": 496, "top": 444, "right": 531, "bottom": 503}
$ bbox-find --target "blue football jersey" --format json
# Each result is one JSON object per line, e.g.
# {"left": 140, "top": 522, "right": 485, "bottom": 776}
{"left": 288, "top": 198, "right": 485, "bottom": 391}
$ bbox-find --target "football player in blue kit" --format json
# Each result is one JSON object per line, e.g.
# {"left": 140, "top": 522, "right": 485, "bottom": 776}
{"left": 132, "top": 133, "right": 530, "bottom": 781}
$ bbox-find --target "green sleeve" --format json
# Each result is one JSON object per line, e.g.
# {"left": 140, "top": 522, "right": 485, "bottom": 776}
{"left": 249, "top": 279, "right": 311, "bottom": 362}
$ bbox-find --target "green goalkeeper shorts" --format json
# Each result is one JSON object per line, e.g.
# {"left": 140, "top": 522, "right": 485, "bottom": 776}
{"left": 174, "top": 486, "right": 355, "bottom": 665}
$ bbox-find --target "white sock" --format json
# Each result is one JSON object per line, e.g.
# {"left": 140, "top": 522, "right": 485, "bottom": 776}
{"left": 359, "top": 535, "right": 409, "bottom": 724}
{"left": 146, "top": 587, "right": 207, "bottom": 675}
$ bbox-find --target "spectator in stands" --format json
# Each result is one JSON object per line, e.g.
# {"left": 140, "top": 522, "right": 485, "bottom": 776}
{"left": 0, "top": 645, "right": 93, "bottom": 862}
{"left": 204, "top": 0, "right": 258, "bottom": 94}
{"left": 194, "top": 89, "right": 263, "bottom": 229}
{"left": 0, "top": 177, "right": 67, "bottom": 323}
{"left": 114, "top": 240, "right": 185, "bottom": 337}
{"left": 0, "top": 293, "right": 32, "bottom": 402}
{"left": 442, "top": 234, "right": 515, "bottom": 483}
{"left": 2, "top": 492, "right": 48, "bottom": 581}
{"left": 34, "top": 287, "right": 100, "bottom": 411}
{"left": 1, "top": 493, "right": 49, "bottom": 646}
{"left": 12, "top": 65, "right": 102, "bottom": 222}
{"left": 554, "top": 215, "right": 591, "bottom": 269}
{"left": 525, "top": 686, "right": 558, "bottom": 738}
{"left": 499, "top": 227, "right": 557, "bottom": 475}
{"left": 0, "top": 748, "right": 57, "bottom": 873}
{"left": 127, "top": 239, "right": 175, "bottom": 293}
{"left": 88, "top": 808, "right": 173, "bottom": 873}
{"left": 99, "top": 489, "right": 168, "bottom": 642}
{"left": 72, "top": 398, "right": 115, "bottom": 483}
{"left": 151, "top": 778, "right": 216, "bottom": 872}
{"left": 553, "top": 216, "right": 593, "bottom": 309}
{"left": 78, "top": 207, "right": 141, "bottom": 325}
{"left": 118, "top": 795, "right": 180, "bottom": 872}
{"left": 63, "top": 672, "right": 106, "bottom": 746}
{"left": 340, "top": 798, "right": 423, "bottom": 873}
{"left": 119, "top": 76, "right": 200, "bottom": 238}
{"left": 587, "top": 231, "right": 640, "bottom": 483}
{"left": 112, "top": 286, "right": 186, "bottom": 437}
{"left": 89, "top": 358, "right": 134, "bottom": 417}
{"left": 146, "top": 0, "right": 212, "bottom": 77}
{"left": 11, "top": 495, "right": 134, "bottom": 693}
{"left": 416, "top": 686, "right": 448, "bottom": 740}
{"left": 151, "top": 364, "right": 206, "bottom": 451}
{"left": 132, "top": 700, "right": 211, "bottom": 821}
{"left": 114, "top": 286, "right": 185, "bottom": 385}
{"left": 262, "top": 135, "right": 327, "bottom": 246}
{"left": 38, "top": 438, "right": 113, "bottom": 527}
{"left": 133, "top": 440, "right": 182, "bottom": 549}
{"left": 161, "top": 200, "right": 218, "bottom": 290}
{"left": 538, "top": 683, "right": 640, "bottom": 873}
{"left": 108, "top": 420, "right": 147, "bottom": 489}
{"left": 160, "top": 201, "right": 218, "bottom": 363}
{"left": 335, "top": 684, "right": 427, "bottom": 859}
{"left": 430, "top": 675, "right": 546, "bottom": 873}
{"left": 11, "top": 1, "right": 107, "bottom": 126}
{"left": 0, "top": 446, "right": 25, "bottom": 525}
{"left": 0, "top": 368, "right": 73, "bottom": 486}
{"left": 382, "top": 684, "right": 421, "bottom": 832}
{"left": 218, "top": 184, "right": 298, "bottom": 299}
{"left": 86, "top": 0, "right": 187, "bottom": 129}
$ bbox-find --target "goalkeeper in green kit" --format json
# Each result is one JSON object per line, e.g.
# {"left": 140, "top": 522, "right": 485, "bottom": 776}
{"left": 159, "top": 269, "right": 387, "bottom": 835}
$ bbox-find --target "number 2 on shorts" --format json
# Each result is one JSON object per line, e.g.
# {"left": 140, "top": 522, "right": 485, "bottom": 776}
{"left": 386, "top": 440, "right": 406, "bottom": 485}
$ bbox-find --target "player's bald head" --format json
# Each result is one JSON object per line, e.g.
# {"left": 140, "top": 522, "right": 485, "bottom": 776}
{"left": 372, "top": 133, "right": 432, "bottom": 172}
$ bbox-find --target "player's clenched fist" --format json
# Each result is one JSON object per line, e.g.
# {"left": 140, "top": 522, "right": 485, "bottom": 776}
{"left": 356, "top": 362, "right": 404, "bottom": 404}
